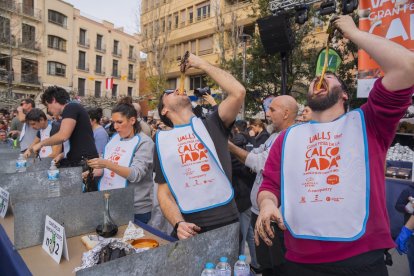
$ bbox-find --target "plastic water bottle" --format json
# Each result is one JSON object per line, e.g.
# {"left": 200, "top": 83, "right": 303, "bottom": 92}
{"left": 47, "top": 161, "right": 60, "bottom": 197}
{"left": 216, "top": 257, "right": 231, "bottom": 276}
{"left": 201, "top": 262, "right": 216, "bottom": 276}
{"left": 234, "top": 255, "right": 250, "bottom": 276}
{"left": 16, "top": 154, "right": 27, "bottom": 172}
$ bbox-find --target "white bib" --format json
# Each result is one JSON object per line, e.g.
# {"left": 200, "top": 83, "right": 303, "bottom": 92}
{"left": 156, "top": 117, "right": 234, "bottom": 214}
{"left": 39, "top": 123, "right": 53, "bottom": 158}
{"left": 282, "top": 109, "right": 369, "bottom": 241}
{"left": 19, "top": 123, "right": 26, "bottom": 142}
{"left": 98, "top": 133, "right": 141, "bottom": 191}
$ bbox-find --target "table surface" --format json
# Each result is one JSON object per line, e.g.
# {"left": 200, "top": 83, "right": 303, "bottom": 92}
{"left": 2, "top": 215, "right": 169, "bottom": 275}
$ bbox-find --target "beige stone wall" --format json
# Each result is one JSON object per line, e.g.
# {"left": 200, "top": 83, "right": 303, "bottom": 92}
{"left": 0, "top": 0, "right": 140, "bottom": 99}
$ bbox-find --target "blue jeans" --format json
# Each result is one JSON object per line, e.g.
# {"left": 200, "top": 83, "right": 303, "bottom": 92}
{"left": 239, "top": 209, "right": 259, "bottom": 268}
{"left": 134, "top": 212, "right": 151, "bottom": 224}
{"left": 408, "top": 235, "right": 414, "bottom": 276}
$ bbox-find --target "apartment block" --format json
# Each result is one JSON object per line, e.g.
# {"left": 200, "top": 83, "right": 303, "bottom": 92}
{"left": 0, "top": 0, "right": 140, "bottom": 100}
{"left": 140, "top": 0, "right": 256, "bottom": 93}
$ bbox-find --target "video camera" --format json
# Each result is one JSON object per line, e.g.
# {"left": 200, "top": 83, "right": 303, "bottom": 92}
{"left": 194, "top": 87, "right": 211, "bottom": 98}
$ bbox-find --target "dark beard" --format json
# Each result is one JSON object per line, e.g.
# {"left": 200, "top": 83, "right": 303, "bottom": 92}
{"left": 307, "top": 86, "right": 342, "bottom": 112}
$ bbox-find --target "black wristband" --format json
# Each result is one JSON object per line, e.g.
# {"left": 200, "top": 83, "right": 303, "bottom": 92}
{"left": 174, "top": 221, "right": 185, "bottom": 233}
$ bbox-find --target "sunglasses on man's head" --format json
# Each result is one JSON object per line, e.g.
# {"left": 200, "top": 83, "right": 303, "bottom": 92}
{"left": 164, "top": 89, "right": 175, "bottom": 95}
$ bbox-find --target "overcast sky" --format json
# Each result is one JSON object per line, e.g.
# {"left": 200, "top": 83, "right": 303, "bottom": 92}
{"left": 64, "top": 0, "right": 140, "bottom": 34}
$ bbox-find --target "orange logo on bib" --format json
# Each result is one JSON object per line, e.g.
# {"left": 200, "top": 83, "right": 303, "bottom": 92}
{"left": 201, "top": 164, "right": 210, "bottom": 172}
{"left": 326, "top": 175, "right": 339, "bottom": 185}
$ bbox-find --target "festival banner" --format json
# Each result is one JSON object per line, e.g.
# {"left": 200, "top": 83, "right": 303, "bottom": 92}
{"left": 357, "top": 0, "right": 414, "bottom": 97}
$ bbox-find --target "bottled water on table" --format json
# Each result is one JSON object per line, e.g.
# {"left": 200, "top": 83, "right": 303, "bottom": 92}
{"left": 201, "top": 262, "right": 216, "bottom": 276}
{"left": 47, "top": 161, "right": 60, "bottom": 197}
{"left": 234, "top": 255, "right": 250, "bottom": 276}
{"left": 16, "top": 154, "right": 27, "bottom": 172}
{"left": 216, "top": 256, "right": 231, "bottom": 276}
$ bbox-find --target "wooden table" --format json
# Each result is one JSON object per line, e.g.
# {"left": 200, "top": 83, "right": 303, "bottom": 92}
{"left": 2, "top": 215, "right": 169, "bottom": 275}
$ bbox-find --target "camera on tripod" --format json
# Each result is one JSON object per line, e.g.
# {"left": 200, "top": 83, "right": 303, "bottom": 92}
{"left": 194, "top": 87, "right": 211, "bottom": 98}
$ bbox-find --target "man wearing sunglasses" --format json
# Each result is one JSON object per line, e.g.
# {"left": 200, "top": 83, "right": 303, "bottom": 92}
{"left": 15, "top": 98, "right": 37, "bottom": 153}
{"left": 154, "top": 53, "right": 246, "bottom": 240}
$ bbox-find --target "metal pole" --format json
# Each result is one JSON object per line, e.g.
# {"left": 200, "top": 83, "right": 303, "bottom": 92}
{"left": 241, "top": 37, "right": 247, "bottom": 119}
{"left": 7, "top": 26, "right": 13, "bottom": 100}
{"left": 280, "top": 52, "right": 288, "bottom": 95}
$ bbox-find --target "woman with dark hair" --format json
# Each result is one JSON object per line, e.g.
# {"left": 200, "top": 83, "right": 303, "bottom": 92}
{"left": 248, "top": 118, "right": 270, "bottom": 148}
{"left": 87, "top": 97, "right": 155, "bottom": 224}
{"left": 87, "top": 107, "right": 109, "bottom": 155}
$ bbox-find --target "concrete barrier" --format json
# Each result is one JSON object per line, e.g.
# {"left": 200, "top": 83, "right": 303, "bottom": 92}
{"left": 1, "top": 166, "right": 83, "bottom": 204}
{"left": 0, "top": 157, "right": 52, "bottom": 174}
{"left": 13, "top": 187, "right": 135, "bottom": 249}
{"left": 76, "top": 222, "right": 239, "bottom": 276}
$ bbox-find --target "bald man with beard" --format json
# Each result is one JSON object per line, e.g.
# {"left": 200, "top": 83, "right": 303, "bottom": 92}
{"left": 255, "top": 15, "right": 414, "bottom": 276}
{"left": 229, "top": 95, "right": 298, "bottom": 275}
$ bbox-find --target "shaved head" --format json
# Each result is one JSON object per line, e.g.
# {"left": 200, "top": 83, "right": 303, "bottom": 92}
{"left": 266, "top": 95, "right": 298, "bottom": 132}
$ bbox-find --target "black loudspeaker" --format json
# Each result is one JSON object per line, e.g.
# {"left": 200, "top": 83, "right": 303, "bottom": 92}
{"left": 257, "top": 15, "right": 295, "bottom": 54}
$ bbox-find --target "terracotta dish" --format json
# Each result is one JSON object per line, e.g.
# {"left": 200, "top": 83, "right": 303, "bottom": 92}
{"left": 131, "top": 239, "right": 159, "bottom": 249}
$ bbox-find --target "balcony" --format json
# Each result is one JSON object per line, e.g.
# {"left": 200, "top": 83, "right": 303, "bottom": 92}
{"left": 128, "top": 74, "right": 136, "bottom": 82}
{"left": 18, "top": 40, "right": 41, "bottom": 52}
{"left": 112, "top": 49, "right": 122, "bottom": 58}
{"left": 18, "top": 3, "right": 42, "bottom": 21}
{"left": 197, "top": 13, "right": 210, "bottom": 22}
{"left": 0, "top": 36, "right": 17, "bottom": 47}
{"left": 78, "top": 38, "right": 90, "bottom": 49}
{"left": 76, "top": 63, "right": 89, "bottom": 72}
{"left": 21, "top": 74, "right": 40, "bottom": 85}
{"left": 94, "top": 67, "right": 105, "bottom": 76}
{"left": 95, "top": 44, "right": 106, "bottom": 53}
{"left": 0, "top": 0, "right": 18, "bottom": 13}
{"left": 112, "top": 72, "right": 120, "bottom": 79}
{"left": 128, "top": 54, "right": 137, "bottom": 62}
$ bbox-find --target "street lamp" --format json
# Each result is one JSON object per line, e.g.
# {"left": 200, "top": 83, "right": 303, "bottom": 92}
{"left": 239, "top": 33, "right": 252, "bottom": 120}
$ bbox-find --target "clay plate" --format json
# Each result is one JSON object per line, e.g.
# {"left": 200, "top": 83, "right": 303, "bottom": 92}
{"left": 131, "top": 238, "right": 159, "bottom": 249}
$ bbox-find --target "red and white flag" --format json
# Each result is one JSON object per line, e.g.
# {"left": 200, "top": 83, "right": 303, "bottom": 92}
{"left": 105, "top": 78, "right": 113, "bottom": 90}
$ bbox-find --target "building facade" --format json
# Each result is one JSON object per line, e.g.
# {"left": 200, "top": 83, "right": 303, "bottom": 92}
{"left": 140, "top": 0, "right": 256, "bottom": 94}
{"left": 0, "top": 0, "right": 140, "bottom": 101}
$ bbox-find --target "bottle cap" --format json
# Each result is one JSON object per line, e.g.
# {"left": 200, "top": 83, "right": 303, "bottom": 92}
{"left": 104, "top": 193, "right": 110, "bottom": 199}
{"left": 239, "top": 255, "right": 246, "bottom": 261}
{"left": 205, "top": 263, "right": 214, "bottom": 269}
{"left": 219, "top": 257, "right": 228, "bottom": 262}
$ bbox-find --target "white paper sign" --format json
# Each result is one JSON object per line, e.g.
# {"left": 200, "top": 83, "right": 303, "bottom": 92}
{"left": 42, "top": 215, "right": 69, "bottom": 263}
{"left": 0, "top": 187, "right": 9, "bottom": 218}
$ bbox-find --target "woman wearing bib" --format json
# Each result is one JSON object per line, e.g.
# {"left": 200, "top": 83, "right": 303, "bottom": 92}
{"left": 87, "top": 97, "right": 154, "bottom": 224}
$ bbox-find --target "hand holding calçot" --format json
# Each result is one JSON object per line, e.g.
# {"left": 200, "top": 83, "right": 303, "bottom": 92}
{"left": 254, "top": 201, "right": 286, "bottom": 246}
{"left": 87, "top": 158, "right": 108, "bottom": 169}
{"left": 177, "top": 222, "right": 201, "bottom": 240}
{"left": 332, "top": 15, "right": 359, "bottom": 40}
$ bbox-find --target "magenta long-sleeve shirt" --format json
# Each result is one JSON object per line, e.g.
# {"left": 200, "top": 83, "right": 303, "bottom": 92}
{"left": 259, "top": 79, "right": 413, "bottom": 263}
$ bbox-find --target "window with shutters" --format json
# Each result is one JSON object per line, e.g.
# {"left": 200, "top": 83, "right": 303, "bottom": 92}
{"left": 180, "top": 10, "right": 186, "bottom": 27}
{"left": 196, "top": 2, "right": 210, "bottom": 21}
{"left": 48, "top": 10, "right": 67, "bottom": 27}
{"left": 48, "top": 35, "right": 66, "bottom": 51}
{"left": 198, "top": 36, "right": 213, "bottom": 55}
{"left": 47, "top": 61, "right": 66, "bottom": 77}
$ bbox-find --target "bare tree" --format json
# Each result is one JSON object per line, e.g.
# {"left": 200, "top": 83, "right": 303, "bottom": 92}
{"left": 139, "top": 1, "right": 172, "bottom": 95}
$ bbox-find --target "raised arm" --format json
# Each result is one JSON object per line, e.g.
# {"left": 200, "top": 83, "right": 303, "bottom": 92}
{"left": 186, "top": 54, "right": 246, "bottom": 128}
{"left": 334, "top": 15, "right": 414, "bottom": 91}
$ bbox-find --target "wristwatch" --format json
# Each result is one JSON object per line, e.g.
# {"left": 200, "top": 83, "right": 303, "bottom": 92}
{"left": 174, "top": 221, "right": 185, "bottom": 233}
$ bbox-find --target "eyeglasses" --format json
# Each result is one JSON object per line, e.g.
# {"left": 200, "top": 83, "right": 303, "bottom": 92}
{"left": 164, "top": 89, "right": 175, "bottom": 95}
